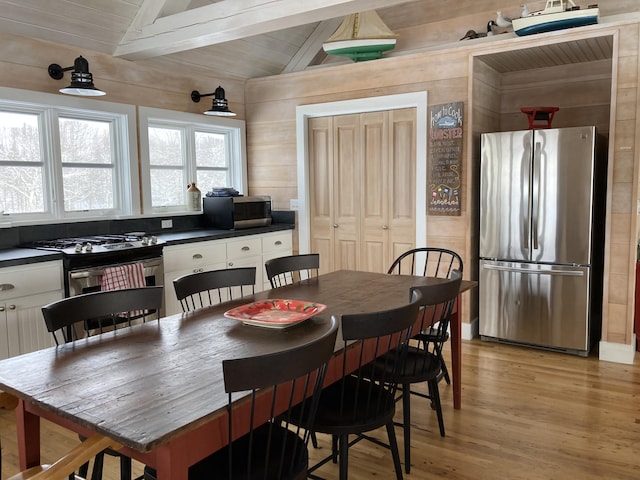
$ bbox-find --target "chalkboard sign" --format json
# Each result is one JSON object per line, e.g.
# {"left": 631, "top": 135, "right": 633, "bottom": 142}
{"left": 428, "top": 102, "right": 463, "bottom": 216}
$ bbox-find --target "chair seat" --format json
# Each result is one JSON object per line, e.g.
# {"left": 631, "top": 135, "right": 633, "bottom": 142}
{"left": 418, "top": 327, "right": 449, "bottom": 342}
{"left": 311, "top": 375, "right": 396, "bottom": 434}
{"left": 369, "top": 346, "right": 441, "bottom": 385}
{"left": 144, "top": 423, "right": 308, "bottom": 480}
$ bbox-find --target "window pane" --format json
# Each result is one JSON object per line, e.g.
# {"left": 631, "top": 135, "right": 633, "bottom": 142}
{"left": 0, "top": 112, "right": 41, "bottom": 163}
{"left": 151, "top": 168, "right": 185, "bottom": 207}
{"left": 59, "top": 117, "right": 112, "bottom": 164}
{"left": 63, "top": 167, "right": 114, "bottom": 211}
{"left": 149, "top": 127, "right": 183, "bottom": 166}
{"left": 0, "top": 166, "right": 45, "bottom": 213}
{"left": 197, "top": 171, "right": 229, "bottom": 193}
{"left": 195, "top": 131, "right": 226, "bottom": 167}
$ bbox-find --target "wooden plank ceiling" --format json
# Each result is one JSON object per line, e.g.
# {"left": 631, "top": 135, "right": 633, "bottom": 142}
{"left": 0, "top": 0, "right": 627, "bottom": 81}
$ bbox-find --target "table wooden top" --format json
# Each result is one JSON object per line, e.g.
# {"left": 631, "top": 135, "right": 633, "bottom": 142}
{"left": 0, "top": 270, "right": 475, "bottom": 453}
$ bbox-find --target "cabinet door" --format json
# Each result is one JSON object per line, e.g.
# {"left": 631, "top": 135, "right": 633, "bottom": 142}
{"left": 163, "top": 240, "right": 227, "bottom": 315}
{"left": 4, "top": 291, "right": 60, "bottom": 359}
{"left": 333, "top": 114, "right": 361, "bottom": 271}
{"left": 262, "top": 231, "right": 294, "bottom": 290}
{"left": 226, "top": 237, "right": 263, "bottom": 289}
{"left": 309, "top": 116, "right": 334, "bottom": 275}
{"left": 387, "top": 108, "right": 416, "bottom": 266}
{"left": 361, "top": 110, "right": 388, "bottom": 273}
{"left": 163, "top": 260, "right": 228, "bottom": 316}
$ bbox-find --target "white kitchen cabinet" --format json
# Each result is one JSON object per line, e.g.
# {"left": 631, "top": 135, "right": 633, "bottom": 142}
{"left": 0, "top": 261, "right": 62, "bottom": 360}
{"left": 225, "top": 236, "right": 263, "bottom": 300}
{"left": 261, "top": 231, "right": 294, "bottom": 289}
{"left": 162, "top": 231, "right": 292, "bottom": 316}
{"left": 163, "top": 240, "right": 227, "bottom": 315}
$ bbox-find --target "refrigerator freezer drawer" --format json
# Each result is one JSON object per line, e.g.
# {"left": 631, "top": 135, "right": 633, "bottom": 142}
{"left": 479, "top": 260, "right": 591, "bottom": 354}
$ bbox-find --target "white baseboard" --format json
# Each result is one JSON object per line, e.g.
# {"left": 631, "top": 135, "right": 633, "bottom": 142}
{"left": 599, "top": 336, "right": 637, "bottom": 364}
{"left": 462, "top": 317, "right": 478, "bottom": 341}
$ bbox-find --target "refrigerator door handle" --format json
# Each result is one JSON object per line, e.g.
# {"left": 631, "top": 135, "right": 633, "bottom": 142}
{"left": 523, "top": 140, "right": 532, "bottom": 251}
{"left": 482, "top": 263, "right": 584, "bottom": 276}
{"left": 532, "top": 141, "right": 542, "bottom": 250}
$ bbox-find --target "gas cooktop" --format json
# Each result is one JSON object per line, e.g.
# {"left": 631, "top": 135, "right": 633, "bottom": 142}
{"left": 28, "top": 234, "right": 161, "bottom": 254}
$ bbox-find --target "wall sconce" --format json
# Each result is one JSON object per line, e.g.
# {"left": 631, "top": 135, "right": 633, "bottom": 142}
{"left": 191, "top": 86, "right": 236, "bottom": 116}
{"left": 48, "top": 56, "right": 105, "bottom": 96}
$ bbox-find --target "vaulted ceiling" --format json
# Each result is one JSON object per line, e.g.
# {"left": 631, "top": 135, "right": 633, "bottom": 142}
{"left": 0, "top": 0, "right": 634, "bottom": 82}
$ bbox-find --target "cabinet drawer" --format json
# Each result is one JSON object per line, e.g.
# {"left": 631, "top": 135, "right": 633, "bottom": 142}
{"left": 163, "top": 241, "right": 226, "bottom": 272}
{"left": 262, "top": 232, "right": 293, "bottom": 255}
{"left": 0, "top": 261, "right": 62, "bottom": 301}
{"left": 227, "top": 237, "right": 262, "bottom": 259}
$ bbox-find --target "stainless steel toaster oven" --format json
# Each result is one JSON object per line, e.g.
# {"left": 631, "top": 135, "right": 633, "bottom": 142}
{"left": 203, "top": 195, "right": 272, "bottom": 230}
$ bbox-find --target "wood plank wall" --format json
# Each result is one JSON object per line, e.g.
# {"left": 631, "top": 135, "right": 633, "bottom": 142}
{"left": 244, "top": 18, "right": 640, "bottom": 351}
{"left": 0, "top": 32, "right": 245, "bottom": 118}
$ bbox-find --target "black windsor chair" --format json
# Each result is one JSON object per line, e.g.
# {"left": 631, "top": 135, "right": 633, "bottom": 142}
{"left": 265, "top": 254, "right": 319, "bottom": 288}
{"left": 144, "top": 316, "right": 339, "bottom": 480}
{"left": 295, "top": 292, "right": 422, "bottom": 480}
{"left": 173, "top": 267, "right": 256, "bottom": 312}
{"left": 374, "top": 271, "right": 462, "bottom": 474}
{"left": 387, "top": 247, "right": 463, "bottom": 385}
{"left": 41, "top": 286, "right": 164, "bottom": 480}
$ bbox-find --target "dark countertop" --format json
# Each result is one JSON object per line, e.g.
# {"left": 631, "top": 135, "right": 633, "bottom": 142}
{"left": 0, "top": 224, "right": 294, "bottom": 269}
{"left": 0, "top": 248, "right": 63, "bottom": 268}
{"left": 156, "top": 224, "right": 294, "bottom": 246}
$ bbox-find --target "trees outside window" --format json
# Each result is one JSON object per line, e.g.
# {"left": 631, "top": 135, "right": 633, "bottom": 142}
{"left": 139, "top": 107, "right": 247, "bottom": 214}
{"left": 0, "top": 89, "right": 137, "bottom": 223}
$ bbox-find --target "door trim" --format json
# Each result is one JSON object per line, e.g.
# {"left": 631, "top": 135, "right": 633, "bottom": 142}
{"left": 296, "top": 91, "right": 427, "bottom": 253}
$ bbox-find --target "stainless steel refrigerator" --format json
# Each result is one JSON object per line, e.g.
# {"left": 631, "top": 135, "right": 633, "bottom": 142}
{"left": 479, "top": 126, "right": 607, "bottom": 356}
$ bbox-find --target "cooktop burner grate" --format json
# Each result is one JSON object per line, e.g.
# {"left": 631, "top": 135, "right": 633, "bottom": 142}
{"left": 31, "top": 234, "right": 143, "bottom": 250}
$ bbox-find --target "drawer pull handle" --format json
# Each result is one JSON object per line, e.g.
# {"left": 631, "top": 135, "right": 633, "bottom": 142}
{"left": 8, "top": 305, "right": 16, "bottom": 310}
{"left": 0, "top": 283, "right": 15, "bottom": 291}
{"left": 228, "top": 262, "right": 234, "bottom": 267}
{"left": 193, "top": 254, "right": 203, "bottom": 260}
{"left": 0, "top": 306, "right": 4, "bottom": 312}
{"left": 241, "top": 246, "right": 250, "bottom": 251}
{"left": 275, "top": 241, "right": 282, "bottom": 246}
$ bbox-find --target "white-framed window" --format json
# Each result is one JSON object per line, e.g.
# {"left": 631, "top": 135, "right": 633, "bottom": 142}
{"left": 0, "top": 87, "right": 139, "bottom": 225}
{"left": 139, "top": 107, "right": 247, "bottom": 214}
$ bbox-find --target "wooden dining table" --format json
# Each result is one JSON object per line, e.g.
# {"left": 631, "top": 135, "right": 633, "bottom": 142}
{"left": 0, "top": 269, "right": 474, "bottom": 480}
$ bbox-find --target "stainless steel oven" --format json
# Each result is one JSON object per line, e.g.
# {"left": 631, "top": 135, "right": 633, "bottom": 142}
{"left": 26, "top": 234, "right": 165, "bottom": 315}
{"left": 68, "top": 256, "right": 163, "bottom": 297}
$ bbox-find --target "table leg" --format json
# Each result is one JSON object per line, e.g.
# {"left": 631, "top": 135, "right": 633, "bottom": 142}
{"left": 154, "top": 444, "right": 189, "bottom": 480}
{"left": 451, "top": 294, "right": 462, "bottom": 409}
{"left": 16, "top": 400, "right": 41, "bottom": 470}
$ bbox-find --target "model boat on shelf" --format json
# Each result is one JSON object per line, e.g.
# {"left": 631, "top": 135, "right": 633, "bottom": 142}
{"left": 322, "top": 11, "right": 398, "bottom": 62}
{"left": 512, "top": 0, "right": 599, "bottom": 36}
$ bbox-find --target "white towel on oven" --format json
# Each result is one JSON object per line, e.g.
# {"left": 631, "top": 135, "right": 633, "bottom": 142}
{"left": 100, "top": 263, "right": 147, "bottom": 317}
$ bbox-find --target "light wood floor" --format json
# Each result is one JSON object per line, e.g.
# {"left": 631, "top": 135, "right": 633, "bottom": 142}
{"left": 2, "top": 338, "right": 639, "bottom": 480}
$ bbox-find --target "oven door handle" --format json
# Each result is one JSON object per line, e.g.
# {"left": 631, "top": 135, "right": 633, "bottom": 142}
{"left": 70, "top": 270, "right": 105, "bottom": 280}
{"left": 69, "top": 258, "right": 163, "bottom": 280}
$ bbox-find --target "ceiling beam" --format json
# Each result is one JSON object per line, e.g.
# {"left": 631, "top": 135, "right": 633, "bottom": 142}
{"left": 282, "top": 18, "right": 342, "bottom": 74}
{"left": 115, "top": 0, "right": 415, "bottom": 60}
{"left": 125, "top": 0, "right": 192, "bottom": 39}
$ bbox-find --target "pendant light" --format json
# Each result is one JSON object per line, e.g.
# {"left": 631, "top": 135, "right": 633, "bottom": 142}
{"left": 191, "top": 86, "right": 236, "bottom": 116}
{"left": 48, "top": 56, "right": 105, "bottom": 96}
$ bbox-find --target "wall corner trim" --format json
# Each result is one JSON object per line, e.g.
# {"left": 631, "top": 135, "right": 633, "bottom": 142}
{"left": 599, "top": 337, "right": 636, "bottom": 364}
{"left": 462, "top": 317, "right": 478, "bottom": 341}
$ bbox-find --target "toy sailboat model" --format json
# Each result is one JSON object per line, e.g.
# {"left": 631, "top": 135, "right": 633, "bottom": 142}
{"left": 322, "top": 11, "right": 398, "bottom": 62}
{"left": 512, "top": 0, "right": 599, "bottom": 36}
